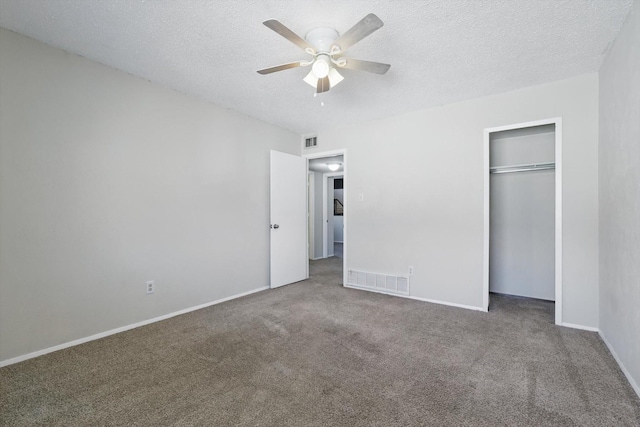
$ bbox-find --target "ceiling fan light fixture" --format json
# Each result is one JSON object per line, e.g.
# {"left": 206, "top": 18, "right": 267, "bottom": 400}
{"left": 304, "top": 68, "right": 344, "bottom": 91}
{"left": 328, "top": 68, "right": 344, "bottom": 86}
{"left": 258, "top": 14, "right": 388, "bottom": 93}
{"left": 303, "top": 70, "right": 317, "bottom": 88}
{"left": 312, "top": 54, "right": 331, "bottom": 78}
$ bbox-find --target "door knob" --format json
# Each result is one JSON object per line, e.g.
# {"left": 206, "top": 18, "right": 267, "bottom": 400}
{"left": 271, "top": 224, "right": 280, "bottom": 229}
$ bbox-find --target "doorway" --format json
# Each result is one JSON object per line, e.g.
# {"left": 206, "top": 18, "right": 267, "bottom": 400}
{"left": 483, "top": 118, "right": 563, "bottom": 325}
{"left": 306, "top": 150, "right": 347, "bottom": 285}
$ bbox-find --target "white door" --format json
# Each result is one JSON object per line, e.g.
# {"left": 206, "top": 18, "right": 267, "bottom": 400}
{"left": 270, "top": 150, "right": 307, "bottom": 288}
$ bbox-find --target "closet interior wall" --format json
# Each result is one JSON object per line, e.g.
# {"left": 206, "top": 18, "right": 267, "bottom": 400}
{"left": 489, "top": 124, "right": 556, "bottom": 301}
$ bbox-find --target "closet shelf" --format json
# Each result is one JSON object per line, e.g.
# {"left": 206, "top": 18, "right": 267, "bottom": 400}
{"left": 490, "top": 162, "right": 555, "bottom": 174}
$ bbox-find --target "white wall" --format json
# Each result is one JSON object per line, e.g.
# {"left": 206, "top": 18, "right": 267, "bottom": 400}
{"left": 307, "top": 74, "right": 599, "bottom": 327}
{"left": 334, "top": 188, "right": 344, "bottom": 242}
{"left": 0, "top": 29, "right": 299, "bottom": 363}
{"left": 334, "top": 216, "right": 344, "bottom": 242}
{"left": 599, "top": 0, "right": 640, "bottom": 396}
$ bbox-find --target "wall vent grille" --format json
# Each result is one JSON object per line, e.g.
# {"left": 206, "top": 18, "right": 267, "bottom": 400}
{"left": 347, "top": 270, "right": 410, "bottom": 296}
{"left": 304, "top": 136, "right": 317, "bottom": 148}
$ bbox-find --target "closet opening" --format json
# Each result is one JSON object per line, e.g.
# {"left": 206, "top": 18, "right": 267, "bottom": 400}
{"left": 483, "top": 118, "right": 563, "bottom": 325}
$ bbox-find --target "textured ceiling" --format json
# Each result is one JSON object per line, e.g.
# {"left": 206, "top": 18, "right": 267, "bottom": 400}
{"left": 0, "top": 0, "right": 633, "bottom": 134}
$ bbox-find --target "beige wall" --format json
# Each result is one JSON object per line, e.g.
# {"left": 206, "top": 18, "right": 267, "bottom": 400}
{"left": 0, "top": 29, "right": 299, "bottom": 362}
{"left": 306, "top": 73, "right": 599, "bottom": 328}
{"left": 599, "top": 0, "right": 640, "bottom": 396}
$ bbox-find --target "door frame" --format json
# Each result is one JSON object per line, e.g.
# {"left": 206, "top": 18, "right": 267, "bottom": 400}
{"left": 483, "top": 117, "right": 563, "bottom": 325}
{"left": 323, "top": 172, "right": 343, "bottom": 258}
{"left": 304, "top": 149, "right": 348, "bottom": 286}
{"left": 308, "top": 172, "right": 315, "bottom": 260}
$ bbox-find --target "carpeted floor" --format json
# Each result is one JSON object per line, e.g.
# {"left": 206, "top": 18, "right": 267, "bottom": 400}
{"left": 1, "top": 257, "right": 639, "bottom": 426}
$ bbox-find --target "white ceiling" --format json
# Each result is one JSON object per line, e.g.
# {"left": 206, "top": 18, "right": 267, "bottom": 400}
{"left": 0, "top": 1, "right": 633, "bottom": 134}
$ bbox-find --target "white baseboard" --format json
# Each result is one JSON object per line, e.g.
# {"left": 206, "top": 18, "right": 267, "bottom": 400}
{"left": 406, "top": 294, "right": 486, "bottom": 312}
{"left": 598, "top": 330, "right": 640, "bottom": 399}
{"left": 343, "top": 284, "right": 485, "bottom": 312}
{"left": 0, "top": 286, "right": 269, "bottom": 368}
{"left": 560, "top": 322, "right": 599, "bottom": 332}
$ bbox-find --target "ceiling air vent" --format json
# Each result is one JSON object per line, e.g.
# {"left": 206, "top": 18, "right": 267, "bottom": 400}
{"left": 304, "top": 136, "right": 317, "bottom": 148}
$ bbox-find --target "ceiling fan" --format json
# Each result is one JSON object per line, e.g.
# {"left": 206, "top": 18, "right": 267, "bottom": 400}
{"left": 257, "top": 13, "right": 390, "bottom": 94}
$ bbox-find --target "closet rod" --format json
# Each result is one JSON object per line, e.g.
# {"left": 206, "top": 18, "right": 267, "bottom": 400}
{"left": 490, "top": 162, "right": 555, "bottom": 174}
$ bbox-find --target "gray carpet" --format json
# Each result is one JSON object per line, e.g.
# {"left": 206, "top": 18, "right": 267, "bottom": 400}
{"left": 1, "top": 257, "right": 639, "bottom": 426}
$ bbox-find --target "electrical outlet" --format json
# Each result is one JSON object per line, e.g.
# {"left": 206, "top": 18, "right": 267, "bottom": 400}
{"left": 146, "top": 280, "right": 155, "bottom": 294}
{"left": 408, "top": 266, "right": 414, "bottom": 276}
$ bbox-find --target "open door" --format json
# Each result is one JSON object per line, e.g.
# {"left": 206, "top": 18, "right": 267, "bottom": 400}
{"left": 270, "top": 150, "right": 307, "bottom": 288}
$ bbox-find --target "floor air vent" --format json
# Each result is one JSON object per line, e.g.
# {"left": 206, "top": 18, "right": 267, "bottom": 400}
{"left": 347, "top": 270, "right": 410, "bottom": 296}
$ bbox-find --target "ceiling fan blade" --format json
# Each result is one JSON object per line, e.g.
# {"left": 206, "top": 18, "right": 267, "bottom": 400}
{"left": 257, "top": 62, "right": 304, "bottom": 75}
{"left": 263, "top": 20, "right": 315, "bottom": 53}
{"left": 316, "top": 76, "right": 330, "bottom": 93}
{"left": 332, "top": 13, "right": 383, "bottom": 53}
{"left": 338, "top": 58, "right": 390, "bottom": 75}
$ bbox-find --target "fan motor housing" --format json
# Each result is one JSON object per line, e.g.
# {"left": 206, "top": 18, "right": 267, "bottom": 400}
{"left": 305, "top": 28, "right": 339, "bottom": 53}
